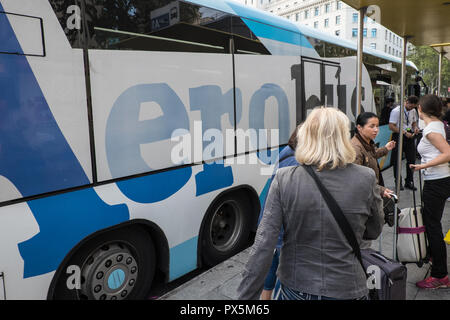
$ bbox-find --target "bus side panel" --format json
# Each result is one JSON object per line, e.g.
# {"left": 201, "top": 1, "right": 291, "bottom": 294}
{"left": 89, "top": 50, "right": 235, "bottom": 183}
{"left": 234, "top": 54, "right": 298, "bottom": 154}
{"left": 0, "top": 0, "right": 92, "bottom": 203}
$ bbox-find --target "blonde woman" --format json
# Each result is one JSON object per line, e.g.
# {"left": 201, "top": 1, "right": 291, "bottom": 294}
{"left": 237, "top": 107, "right": 384, "bottom": 300}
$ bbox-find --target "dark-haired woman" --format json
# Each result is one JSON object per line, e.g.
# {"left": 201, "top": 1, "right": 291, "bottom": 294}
{"left": 352, "top": 112, "right": 396, "bottom": 199}
{"left": 351, "top": 112, "right": 396, "bottom": 248}
{"left": 410, "top": 94, "right": 450, "bottom": 289}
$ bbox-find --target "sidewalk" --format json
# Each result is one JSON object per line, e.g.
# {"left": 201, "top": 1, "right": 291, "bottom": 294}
{"left": 161, "top": 162, "right": 450, "bottom": 300}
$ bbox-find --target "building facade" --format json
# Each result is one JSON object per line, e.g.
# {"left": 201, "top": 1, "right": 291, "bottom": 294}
{"left": 236, "top": 0, "right": 410, "bottom": 57}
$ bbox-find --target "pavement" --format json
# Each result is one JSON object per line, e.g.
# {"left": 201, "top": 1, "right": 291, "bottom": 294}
{"left": 161, "top": 161, "right": 450, "bottom": 300}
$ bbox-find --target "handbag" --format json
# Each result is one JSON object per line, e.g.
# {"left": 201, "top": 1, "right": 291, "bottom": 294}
{"left": 383, "top": 197, "right": 399, "bottom": 227}
{"left": 303, "top": 165, "right": 407, "bottom": 300}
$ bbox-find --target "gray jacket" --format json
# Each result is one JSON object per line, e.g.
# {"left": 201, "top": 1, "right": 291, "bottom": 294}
{"left": 237, "top": 164, "right": 384, "bottom": 300}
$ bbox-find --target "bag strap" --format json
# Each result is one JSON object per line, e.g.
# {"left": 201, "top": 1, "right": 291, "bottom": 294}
{"left": 303, "top": 165, "right": 365, "bottom": 273}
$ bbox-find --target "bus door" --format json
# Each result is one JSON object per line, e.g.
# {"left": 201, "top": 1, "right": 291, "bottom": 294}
{"left": 301, "top": 57, "right": 341, "bottom": 120}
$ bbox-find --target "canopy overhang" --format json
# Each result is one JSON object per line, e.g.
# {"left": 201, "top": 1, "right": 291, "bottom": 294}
{"left": 341, "top": 0, "right": 450, "bottom": 48}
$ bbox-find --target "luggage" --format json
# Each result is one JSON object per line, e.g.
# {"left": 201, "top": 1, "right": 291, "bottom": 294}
{"left": 362, "top": 248, "right": 407, "bottom": 300}
{"left": 395, "top": 168, "right": 428, "bottom": 265}
{"left": 303, "top": 165, "right": 407, "bottom": 300}
{"left": 396, "top": 206, "right": 427, "bottom": 263}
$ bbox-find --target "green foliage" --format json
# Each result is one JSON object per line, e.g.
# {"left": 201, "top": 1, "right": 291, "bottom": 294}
{"left": 408, "top": 46, "right": 450, "bottom": 96}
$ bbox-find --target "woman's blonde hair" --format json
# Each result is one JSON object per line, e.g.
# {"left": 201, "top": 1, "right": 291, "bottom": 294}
{"left": 295, "top": 106, "right": 355, "bottom": 170}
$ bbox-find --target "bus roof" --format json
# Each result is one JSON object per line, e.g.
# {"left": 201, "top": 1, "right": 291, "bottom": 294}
{"left": 186, "top": 0, "right": 418, "bottom": 70}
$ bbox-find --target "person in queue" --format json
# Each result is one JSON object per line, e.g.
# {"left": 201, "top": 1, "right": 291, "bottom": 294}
{"left": 237, "top": 107, "right": 384, "bottom": 300}
{"left": 410, "top": 94, "right": 450, "bottom": 289}
{"left": 389, "top": 96, "right": 420, "bottom": 191}
{"left": 352, "top": 112, "right": 396, "bottom": 199}
{"left": 351, "top": 112, "right": 397, "bottom": 248}
{"left": 259, "top": 125, "right": 301, "bottom": 300}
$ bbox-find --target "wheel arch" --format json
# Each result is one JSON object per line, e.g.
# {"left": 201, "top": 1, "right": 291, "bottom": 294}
{"left": 47, "top": 219, "right": 169, "bottom": 300}
{"left": 196, "top": 184, "right": 261, "bottom": 268}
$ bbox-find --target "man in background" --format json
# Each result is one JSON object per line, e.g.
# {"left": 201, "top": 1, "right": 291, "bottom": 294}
{"left": 380, "top": 97, "right": 395, "bottom": 125}
{"left": 389, "top": 96, "right": 420, "bottom": 191}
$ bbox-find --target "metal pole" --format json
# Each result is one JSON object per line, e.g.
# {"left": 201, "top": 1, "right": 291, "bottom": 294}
{"left": 393, "top": 36, "right": 409, "bottom": 261}
{"left": 356, "top": 7, "right": 367, "bottom": 116}
{"left": 438, "top": 51, "right": 443, "bottom": 97}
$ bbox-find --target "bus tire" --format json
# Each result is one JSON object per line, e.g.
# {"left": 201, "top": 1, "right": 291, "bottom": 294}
{"left": 52, "top": 225, "right": 155, "bottom": 300}
{"left": 201, "top": 193, "right": 252, "bottom": 267}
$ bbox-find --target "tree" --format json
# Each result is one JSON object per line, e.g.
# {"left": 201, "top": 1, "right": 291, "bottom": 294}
{"left": 408, "top": 46, "right": 450, "bottom": 97}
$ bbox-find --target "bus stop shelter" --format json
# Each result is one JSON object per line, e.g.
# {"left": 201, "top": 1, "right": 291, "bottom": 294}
{"left": 341, "top": 0, "right": 450, "bottom": 258}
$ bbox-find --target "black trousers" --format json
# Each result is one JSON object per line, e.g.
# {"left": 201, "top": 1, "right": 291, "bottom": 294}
{"left": 391, "top": 133, "right": 416, "bottom": 184}
{"left": 422, "top": 176, "right": 450, "bottom": 278}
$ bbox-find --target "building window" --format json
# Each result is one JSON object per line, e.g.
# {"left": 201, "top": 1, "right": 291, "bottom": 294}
{"left": 304, "top": 9, "right": 309, "bottom": 19}
{"left": 389, "top": 47, "right": 391, "bottom": 54}
{"left": 352, "top": 28, "right": 358, "bottom": 37}
{"left": 385, "top": 30, "right": 388, "bottom": 40}
{"left": 314, "top": 21, "right": 319, "bottom": 28}
{"left": 314, "top": 6, "right": 319, "bottom": 16}
{"left": 325, "top": 3, "right": 330, "bottom": 13}
{"left": 363, "top": 28, "right": 367, "bottom": 37}
{"left": 371, "top": 28, "right": 377, "bottom": 38}
{"left": 337, "top": 1, "right": 342, "bottom": 10}
{"left": 336, "top": 15, "right": 341, "bottom": 25}
{"left": 296, "top": 13, "right": 299, "bottom": 21}
{"left": 324, "top": 18, "right": 329, "bottom": 27}
{"left": 370, "top": 43, "right": 376, "bottom": 49}
{"left": 352, "top": 13, "right": 358, "bottom": 23}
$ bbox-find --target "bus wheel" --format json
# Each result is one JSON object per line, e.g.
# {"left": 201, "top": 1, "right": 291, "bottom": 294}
{"left": 52, "top": 226, "right": 155, "bottom": 300}
{"left": 201, "top": 193, "right": 252, "bottom": 267}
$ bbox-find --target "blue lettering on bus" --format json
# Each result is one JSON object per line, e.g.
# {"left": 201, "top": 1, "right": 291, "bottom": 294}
{"left": 189, "top": 86, "right": 238, "bottom": 196}
{"left": 106, "top": 83, "right": 192, "bottom": 203}
{"left": 19, "top": 190, "right": 129, "bottom": 278}
{"left": 0, "top": 7, "right": 130, "bottom": 278}
{"left": 249, "top": 84, "right": 290, "bottom": 164}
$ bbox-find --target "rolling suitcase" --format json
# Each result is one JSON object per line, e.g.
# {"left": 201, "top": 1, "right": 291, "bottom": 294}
{"left": 396, "top": 169, "right": 428, "bottom": 266}
{"left": 362, "top": 248, "right": 407, "bottom": 300}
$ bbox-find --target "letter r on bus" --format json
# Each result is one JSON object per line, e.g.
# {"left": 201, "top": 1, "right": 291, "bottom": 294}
{"left": 66, "top": 265, "right": 81, "bottom": 290}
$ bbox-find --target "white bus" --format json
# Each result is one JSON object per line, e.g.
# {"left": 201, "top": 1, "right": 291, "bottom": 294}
{"left": 0, "top": 0, "right": 417, "bottom": 300}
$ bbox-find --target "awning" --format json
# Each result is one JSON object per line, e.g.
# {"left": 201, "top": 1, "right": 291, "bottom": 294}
{"left": 341, "top": 0, "right": 450, "bottom": 49}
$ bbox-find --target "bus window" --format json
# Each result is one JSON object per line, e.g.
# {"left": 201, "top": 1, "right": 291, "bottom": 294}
{"left": 0, "top": 11, "right": 45, "bottom": 56}
{"left": 83, "top": 0, "right": 233, "bottom": 54}
{"left": 48, "top": 0, "right": 84, "bottom": 49}
{"left": 231, "top": 17, "right": 270, "bottom": 55}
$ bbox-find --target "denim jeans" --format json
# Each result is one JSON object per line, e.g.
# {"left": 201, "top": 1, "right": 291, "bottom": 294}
{"left": 278, "top": 283, "right": 368, "bottom": 300}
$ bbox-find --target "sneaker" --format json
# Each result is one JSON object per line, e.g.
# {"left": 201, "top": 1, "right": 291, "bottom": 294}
{"left": 416, "top": 276, "right": 450, "bottom": 289}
